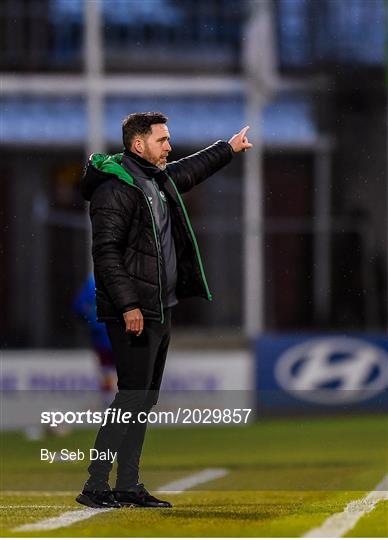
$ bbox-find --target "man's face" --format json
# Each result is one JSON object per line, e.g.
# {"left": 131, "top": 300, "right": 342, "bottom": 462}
{"left": 140, "top": 123, "right": 172, "bottom": 170}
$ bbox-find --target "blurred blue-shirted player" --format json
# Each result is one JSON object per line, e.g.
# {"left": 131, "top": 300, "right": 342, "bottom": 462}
{"left": 73, "top": 274, "right": 116, "bottom": 392}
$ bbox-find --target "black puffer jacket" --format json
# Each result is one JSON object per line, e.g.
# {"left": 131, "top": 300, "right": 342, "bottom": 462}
{"left": 81, "top": 141, "right": 234, "bottom": 322}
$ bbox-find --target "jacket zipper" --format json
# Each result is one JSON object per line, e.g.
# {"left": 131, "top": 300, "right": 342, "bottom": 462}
{"left": 167, "top": 175, "right": 212, "bottom": 301}
{"left": 132, "top": 185, "right": 165, "bottom": 324}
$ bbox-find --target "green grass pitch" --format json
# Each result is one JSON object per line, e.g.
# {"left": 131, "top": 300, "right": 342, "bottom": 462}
{"left": 1, "top": 414, "right": 387, "bottom": 537}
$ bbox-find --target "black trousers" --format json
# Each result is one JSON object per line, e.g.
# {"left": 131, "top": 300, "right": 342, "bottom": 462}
{"left": 87, "top": 309, "right": 171, "bottom": 490}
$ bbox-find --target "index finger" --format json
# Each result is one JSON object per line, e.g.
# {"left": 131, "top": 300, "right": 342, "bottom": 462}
{"left": 239, "top": 125, "right": 250, "bottom": 137}
{"left": 137, "top": 316, "right": 144, "bottom": 336}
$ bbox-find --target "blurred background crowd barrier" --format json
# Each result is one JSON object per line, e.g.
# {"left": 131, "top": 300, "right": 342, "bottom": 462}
{"left": 1, "top": 0, "right": 387, "bottom": 420}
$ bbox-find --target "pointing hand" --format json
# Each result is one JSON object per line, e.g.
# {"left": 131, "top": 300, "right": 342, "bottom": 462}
{"left": 228, "top": 126, "right": 253, "bottom": 153}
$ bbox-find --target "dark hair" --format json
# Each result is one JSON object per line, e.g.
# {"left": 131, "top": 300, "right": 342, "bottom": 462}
{"left": 122, "top": 112, "right": 168, "bottom": 150}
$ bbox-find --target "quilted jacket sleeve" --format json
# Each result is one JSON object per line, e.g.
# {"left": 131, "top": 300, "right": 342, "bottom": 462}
{"left": 90, "top": 182, "right": 140, "bottom": 313}
{"left": 166, "top": 140, "right": 234, "bottom": 194}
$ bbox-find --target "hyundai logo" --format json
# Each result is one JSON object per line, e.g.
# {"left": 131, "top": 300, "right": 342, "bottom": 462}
{"left": 274, "top": 337, "right": 388, "bottom": 405}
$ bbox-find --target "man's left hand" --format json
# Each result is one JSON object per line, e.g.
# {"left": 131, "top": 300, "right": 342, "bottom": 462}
{"left": 228, "top": 126, "right": 253, "bottom": 153}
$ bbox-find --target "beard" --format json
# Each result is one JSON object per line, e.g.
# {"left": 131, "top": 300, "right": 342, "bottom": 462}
{"left": 143, "top": 144, "right": 167, "bottom": 170}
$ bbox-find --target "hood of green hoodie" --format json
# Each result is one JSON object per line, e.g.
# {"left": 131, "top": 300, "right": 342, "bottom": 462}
{"left": 81, "top": 152, "right": 134, "bottom": 201}
{"left": 91, "top": 153, "right": 135, "bottom": 185}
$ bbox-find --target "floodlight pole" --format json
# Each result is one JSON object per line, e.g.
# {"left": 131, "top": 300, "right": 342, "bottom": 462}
{"left": 243, "top": 88, "right": 265, "bottom": 337}
{"left": 84, "top": 0, "right": 105, "bottom": 156}
{"left": 83, "top": 0, "right": 105, "bottom": 272}
{"left": 242, "top": 0, "right": 277, "bottom": 338}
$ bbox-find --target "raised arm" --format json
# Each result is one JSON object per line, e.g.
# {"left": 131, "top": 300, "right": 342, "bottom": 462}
{"left": 166, "top": 140, "right": 233, "bottom": 193}
{"left": 166, "top": 126, "right": 253, "bottom": 193}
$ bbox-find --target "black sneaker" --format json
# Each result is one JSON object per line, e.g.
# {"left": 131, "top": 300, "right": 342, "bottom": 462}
{"left": 76, "top": 489, "right": 121, "bottom": 509}
{"left": 114, "top": 484, "right": 172, "bottom": 508}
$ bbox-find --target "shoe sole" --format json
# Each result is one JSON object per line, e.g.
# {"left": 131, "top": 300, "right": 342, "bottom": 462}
{"left": 117, "top": 501, "right": 142, "bottom": 508}
{"left": 118, "top": 501, "right": 172, "bottom": 508}
{"left": 75, "top": 493, "right": 120, "bottom": 509}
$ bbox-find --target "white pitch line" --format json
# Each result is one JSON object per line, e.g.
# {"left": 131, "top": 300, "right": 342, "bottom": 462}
{"left": 10, "top": 467, "right": 229, "bottom": 532}
{"left": 2, "top": 490, "right": 75, "bottom": 496}
{"left": 157, "top": 467, "right": 229, "bottom": 493}
{"left": 0, "top": 505, "right": 74, "bottom": 509}
{"left": 12, "top": 508, "right": 112, "bottom": 532}
{"left": 304, "top": 474, "right": 388, "bottom": 538}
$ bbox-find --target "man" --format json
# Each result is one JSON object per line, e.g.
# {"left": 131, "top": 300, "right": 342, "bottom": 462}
{"left": 77, "top": 112, "right": 252, "bottom": 509}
